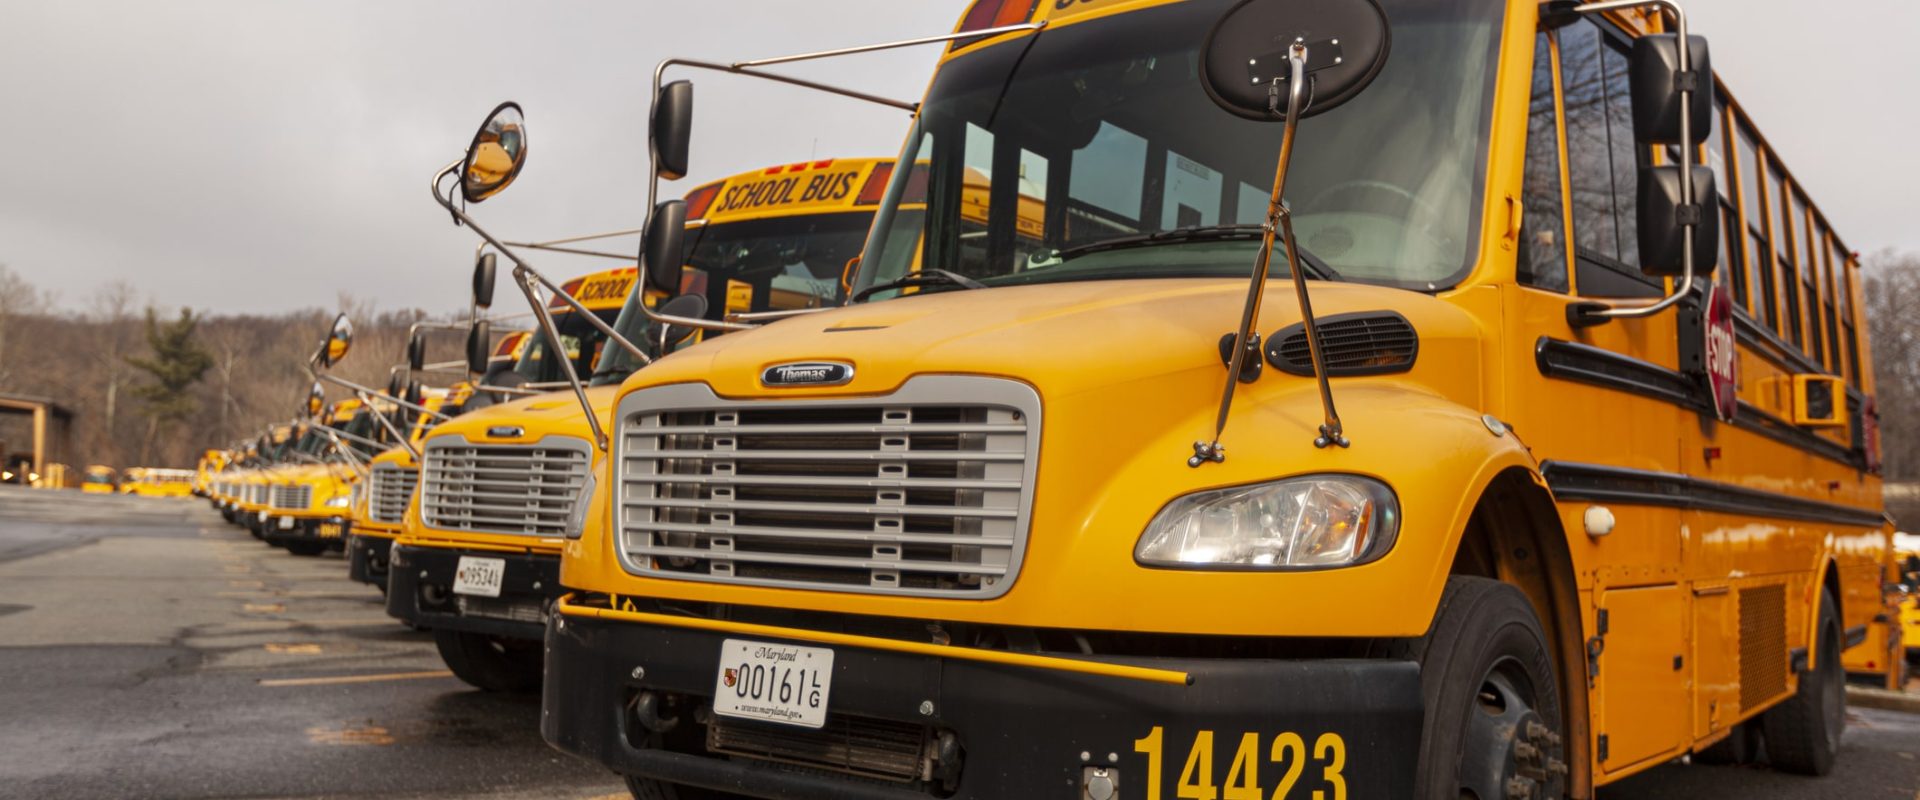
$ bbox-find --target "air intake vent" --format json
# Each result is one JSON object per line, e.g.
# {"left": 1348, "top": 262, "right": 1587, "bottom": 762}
{"left": 1265, "top": 311, "right": 1418, "bottom": 376}
{"left": 707, "top": 713, "right": 931, "bottom": 783}
{"left": 1738, "top": 583, "right": 1788, "bottom": 712}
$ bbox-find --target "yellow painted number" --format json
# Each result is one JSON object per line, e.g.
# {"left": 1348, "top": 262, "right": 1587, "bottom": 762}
{"left": 1133, "top": 728, "right": 1350, "bottom": 799}
{"left": 1177, "top": 731, "right": 1218, "bottom": 799}
{"left": 1313, "top": 733, "right": 1346, "bottom": 800}
{"left": 1269, "top": 732, "right": 1306, "bottom": 799}
{"left": 1223, "top": 733, "right": 1263, "bottom": 800}
{"left": 1135, "top": 726, "right": 1165, "bottom": 800}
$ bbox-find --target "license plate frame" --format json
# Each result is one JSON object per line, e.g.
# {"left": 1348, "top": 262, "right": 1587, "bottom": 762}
{"left": 277, "top": 516, "right": 295, "bottom": 530}
{"left": 452, "top": 556, "right": 506, "bottom": 598}
{"left": 711, "top": 638, "right": 834, "bottom": 729}
{"left": 317, "top": 522, "right": 343, "bottom": 538}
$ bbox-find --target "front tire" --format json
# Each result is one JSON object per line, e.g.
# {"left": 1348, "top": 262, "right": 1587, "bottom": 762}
{"left": 1387, "top": 576, "right": 1567, "bottom": 800}
{"left": 1761, "top": 589, "right": 1845, "bottom": 775}
{"left": 433, "top": 629, "right": 542, "bottom": 692}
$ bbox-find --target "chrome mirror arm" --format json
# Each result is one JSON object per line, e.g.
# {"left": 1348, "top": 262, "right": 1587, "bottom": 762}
{"left": 311, "top": 372, "right": 449, "bottom": 422}
{"left": 431, "top": 162, "right": 657, "bottom": 368}
{"left": 1568, "top": 0, "right": 1699, "bottom": 320}
{"left": 511, "top": 268, "right": 610, "bottom": 451}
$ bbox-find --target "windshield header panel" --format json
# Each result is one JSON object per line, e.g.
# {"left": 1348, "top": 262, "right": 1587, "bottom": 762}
{"left": 855, "top": 0, "right": 1504, "bottom": 299}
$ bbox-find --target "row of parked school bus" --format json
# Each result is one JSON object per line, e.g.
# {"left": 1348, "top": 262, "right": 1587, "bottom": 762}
{"left": 192, "top": 0, "right": 1913, "bottom": 797}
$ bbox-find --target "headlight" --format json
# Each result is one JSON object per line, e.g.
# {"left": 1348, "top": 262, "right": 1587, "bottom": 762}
{"left": 325, "top": 495, "right": 350, "bottom": 508}
{"left": 1135, "top": 475, "right": 1398, "bottom": 569}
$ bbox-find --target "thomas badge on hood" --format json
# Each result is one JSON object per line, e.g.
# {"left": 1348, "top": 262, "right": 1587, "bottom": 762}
{"left": 760, "top": 362, "right": 854, "bottom": 387}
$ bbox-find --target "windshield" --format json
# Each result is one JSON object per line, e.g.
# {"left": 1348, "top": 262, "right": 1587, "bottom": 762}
{"left": 855, "top": 0, "right": 1503, "bottom": 297}
{"left": 514, "top": 307, "right": 619, "bottom": 384}
{"left": 590, "top": 211, "right": 875, "bottom": 384}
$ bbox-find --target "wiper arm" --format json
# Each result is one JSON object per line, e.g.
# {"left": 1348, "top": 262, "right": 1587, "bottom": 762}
{"left": 852, "top": 268, "right": 987, "bottom": 303}
{"left": 1052, "top": 224, "right": 1339, "bottom": 280}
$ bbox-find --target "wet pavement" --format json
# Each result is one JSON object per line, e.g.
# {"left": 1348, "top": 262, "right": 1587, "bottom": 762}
{"left": 0, "top": 485, "right": 622, "bottom": 800}
{"left": 3, "top": 484, "right": 1917, "bottom": 799}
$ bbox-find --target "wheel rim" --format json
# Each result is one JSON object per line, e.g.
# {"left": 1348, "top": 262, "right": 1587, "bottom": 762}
{"left": 1457, "top": 656, "right": 1566, "bottom": 800}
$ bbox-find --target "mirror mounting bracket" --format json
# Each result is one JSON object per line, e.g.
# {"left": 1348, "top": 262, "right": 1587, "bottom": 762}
{"left": 1555, "top": 0, "right": 1702, "bottom": 325}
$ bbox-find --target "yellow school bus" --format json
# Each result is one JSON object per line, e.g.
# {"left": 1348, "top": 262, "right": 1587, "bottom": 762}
{"left": 543, "top": 1, "right": 1890, "bottom": 797}
{"left": 261, "top": 402, "right": 376, "bottom": 556}
{"left": 193, "top": 449, "right": 228, "bottom": 497}
{"left": 121, "top": 468, "right": 195, "bottom": 498}
{"left": 387, "top": 149, "right": 888, "bottom": 691}
{"left": 347, "top": 390, "right": 451, "bottom": 591}
{"left": 235, "top": 424, "right": 301, "bottom": 539}
{"left": 80, "top": 464, "right": 116, "bottom": 494}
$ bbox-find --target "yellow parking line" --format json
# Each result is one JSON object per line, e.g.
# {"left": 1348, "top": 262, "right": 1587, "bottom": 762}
{"left": 259, "top": 670, "right": 454, "bottom": 688}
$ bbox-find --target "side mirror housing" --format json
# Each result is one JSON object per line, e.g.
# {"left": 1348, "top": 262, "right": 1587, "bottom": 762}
{"left": 462, "top": 102, "right": 528, "bottom": 203}
{"left": 305, "top": 382, "right": 326, "bottom": 417}
{"left": 1630, "top": 34, "right": 1713, "bottom": 145}
{"left": 652, "top": 81, "right": 694, "bottom": 181}
{"left": 641, "top": 199, "right": 688, "bottom": 295}
{"left": 1790, "top": 374, "right": 1846, "bottom": 427}
{"left": 655, "top": 293, "right": 709, "bottom": 351}
{"left": 319, "top": 314, "right": 353, "bottom": 367}
{"left": 385, "top": 369, "right": 405, "bottom": 400}
{"left": 466, "top": 321, "right": 492, "bottom": 375}
{"left": 473, "top": 252, "right": 498, "bottom": 310}
{"left": 407, "top": 331, "right": 426, "bottom": 372}
{"left": 1636, "top": 165, "right": 1717, "bottom": 277}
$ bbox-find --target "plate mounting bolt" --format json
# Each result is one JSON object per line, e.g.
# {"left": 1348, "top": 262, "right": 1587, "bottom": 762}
{"left": 631, "top": 666, "right": 646, "bottom": 680}
{"left": 918, "top": 700, "right": 935, "bottom": 716}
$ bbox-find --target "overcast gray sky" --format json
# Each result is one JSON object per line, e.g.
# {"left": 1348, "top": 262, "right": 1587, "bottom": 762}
{"left": 2, "top": 1, "right": 1915, "bottom": 315}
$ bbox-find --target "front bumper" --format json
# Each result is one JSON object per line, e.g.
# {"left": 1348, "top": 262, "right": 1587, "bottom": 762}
{"left": 261, "top": 514, "right": 350, "bottom": 549}
{"left": 386, "top": 544, "right": 560, "bottom": 641}
{"left": 346, "top": 533, "right": 395, "bottom": 587}
{"left": 542, "top": 606, "right": 1422, "bottom": 799}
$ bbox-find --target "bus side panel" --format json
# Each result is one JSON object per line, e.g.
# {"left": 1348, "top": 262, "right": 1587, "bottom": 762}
{"left": 1595, "top": 584, "right": 1687, "bottom": 775}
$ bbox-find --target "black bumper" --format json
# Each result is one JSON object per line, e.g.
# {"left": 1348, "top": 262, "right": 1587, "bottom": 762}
{"left": 386, "top": 544, "right": 559, "bottom": 641}
{"left": 262, "top": 515, "right": 350, "bottom": 549}
{"left": 346, "top": 533, "right": 394, "bottom": 587}
{"left": 543, "top": 609, "right": 1422, "bottom": 799}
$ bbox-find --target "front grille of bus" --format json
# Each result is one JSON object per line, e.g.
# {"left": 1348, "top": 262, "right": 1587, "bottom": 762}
{"left": 613, "top": 378, "right": 1040, "bottom": 599}
{"left": 419, "top": 437, "right": 590, "bottom": 537}
{"left": 707, "top": 713, "right": 931, "bottom": 784}
{"left": 270, "top": 484, "right": 312, "bottom": 510}
{"left": 367, "top": 463, "right": 417, "bottom": 525}
{"left": 249, "top": 484, "right": 269, "bottom": 505}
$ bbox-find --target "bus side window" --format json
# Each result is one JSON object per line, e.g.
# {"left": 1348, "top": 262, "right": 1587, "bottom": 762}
{"left": 1517, "top": 31, "right": 1568, "bottom": 292}
{"left": 1733, "top": 122, "right": 1778, "bottom": 329}
{"left": 1557, "top": 20, "right": 1657, "bottom": 298}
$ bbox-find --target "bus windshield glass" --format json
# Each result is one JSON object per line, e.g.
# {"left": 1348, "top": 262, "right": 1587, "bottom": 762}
{"left": 855, "top": 0, "right": 1503, "bottom": 297}
{"left": 590, "top": 211, "right": 873, "bottom": 385}
{"left": 514, "top": 308, "right": 617, "bottom": 385}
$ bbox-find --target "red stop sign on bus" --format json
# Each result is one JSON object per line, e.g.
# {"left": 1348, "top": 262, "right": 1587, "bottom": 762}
{"left": 1703, "top": 284, "right": 1737, "bottom": 422}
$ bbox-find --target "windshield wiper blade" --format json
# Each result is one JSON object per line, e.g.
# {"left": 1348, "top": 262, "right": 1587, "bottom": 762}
{"left": 1052, "top": 224, "right": 1339, "bottom": 280}
{"left": 853, "top": 268, "right": 987, "bottom": 302}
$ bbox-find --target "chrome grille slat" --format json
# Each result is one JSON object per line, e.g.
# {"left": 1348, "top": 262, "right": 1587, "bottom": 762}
{"left": 269, "top": 484, "right": 311, "bottom": 510}
{"left": 625, "top": 474, "right": 1021, "bottom": 491}
{"left": 614, "top": 377, "right": 1040, "bottom": 599}
{"left": 367, "top": 463, "right": 417, "bottom": 524}
{"left": 420, "top": 437, "right": 590, "bottom": 537}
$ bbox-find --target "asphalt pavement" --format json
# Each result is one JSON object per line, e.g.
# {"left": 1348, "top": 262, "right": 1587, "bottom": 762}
{"left": 0, "top": 485, "right": 623, "bottom": 800}
{"left": 2, "top": 484, "right": 1917, "bottom": 799}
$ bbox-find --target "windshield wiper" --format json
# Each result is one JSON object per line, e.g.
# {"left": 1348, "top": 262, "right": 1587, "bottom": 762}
{"left": 853, "top": 268, "right": 987, "bottom": 303}
{"left": 1052, "top": 224, "right": 1339, "bottom": 280}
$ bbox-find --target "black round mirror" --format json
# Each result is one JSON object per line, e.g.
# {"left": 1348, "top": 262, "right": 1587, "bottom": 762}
{"left": 305, "top": 381, "right": 326, "bottom": 418}
{"left": 320, "top": 314, "right": 353, "bottom": 367}
{"left": 461, "top": 102, "right": 528, "bottom": 203}
{"left": 473, "top": 251, "right": 498, "bottom": 310}
{"left": 407, "top": 331, "right": 426, "bottom": 372}
{"left": 655, "top": 293, "right": 708, "bottom": 350}
{"left": 1199, "top": 0, "right": 1390, "bottom": 121}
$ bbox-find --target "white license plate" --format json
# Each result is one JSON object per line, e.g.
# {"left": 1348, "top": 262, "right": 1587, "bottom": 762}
{"left": 257, "top": 511, "right": 269, "bottom": 523}
{"left": 277, "top": 516, "right": 295, "bottom": 530}
{"left": 452, "top": 556, "right": 506, "bottom": 597}
{"left": 711, "top": 639, "right": 834, "bottom": 729}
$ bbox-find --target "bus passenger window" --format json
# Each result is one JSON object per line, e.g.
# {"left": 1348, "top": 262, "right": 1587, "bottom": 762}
{"left": 1735, "top": 125, "right": 1777, "bottom": 329}
{"left": 1162, "top": 151, "right": 1222, "bottom": 230}
{"left": 1518, "top": 32, "right": 1568, "bottom": 292}
{"left": 1776, "top": 175, "right": 1803, "bottom": 350}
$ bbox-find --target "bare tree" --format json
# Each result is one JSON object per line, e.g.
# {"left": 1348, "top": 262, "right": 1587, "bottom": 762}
{"left": 0, "top": 263, "right": 51, "bottom": 388}
{"left": 1865, "top": 249, "right": 1920, "bottom": 481}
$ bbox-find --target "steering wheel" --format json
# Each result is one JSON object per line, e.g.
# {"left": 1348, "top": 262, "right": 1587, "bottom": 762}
{"left": 1301, "top": 180, "right": 1444, "bottom": 222}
